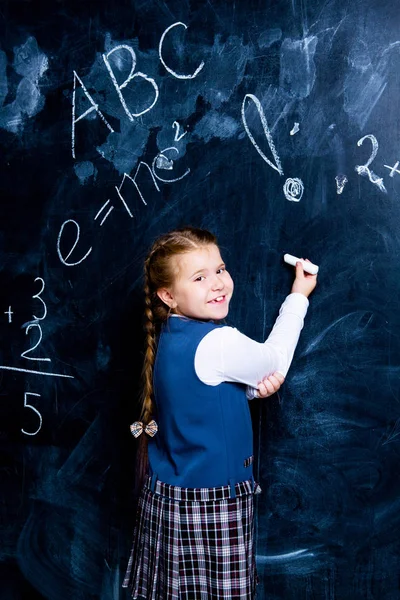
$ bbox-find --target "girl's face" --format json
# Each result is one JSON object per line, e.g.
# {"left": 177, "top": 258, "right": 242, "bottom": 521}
{"left": 157, "top": 244, "right": 234, "bottom": 321}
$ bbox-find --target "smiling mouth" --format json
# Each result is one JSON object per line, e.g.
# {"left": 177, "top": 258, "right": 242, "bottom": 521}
{"left": 208, "top": 295, "right": 226, "bottom": 304}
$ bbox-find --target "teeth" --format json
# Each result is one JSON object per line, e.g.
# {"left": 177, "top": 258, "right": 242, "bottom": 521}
{"left": 212, "top": 296, "right": 224, "bottom": 302}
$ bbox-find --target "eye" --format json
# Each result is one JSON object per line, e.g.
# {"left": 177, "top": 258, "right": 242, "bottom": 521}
{"left": 217, "top": 267, "right": 226, "bottom": 274}
{"left": 195, "top": 276, "right": 205, "bottom": 281}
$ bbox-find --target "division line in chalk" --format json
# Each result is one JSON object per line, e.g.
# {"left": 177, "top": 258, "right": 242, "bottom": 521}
{"left": 0, "top": 365, "right": 74, "bottom": 378}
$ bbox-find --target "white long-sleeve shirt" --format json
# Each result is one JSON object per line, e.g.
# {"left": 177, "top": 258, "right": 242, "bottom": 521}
{"left": 171, "top": 292, "right": 309, "bottom": 399}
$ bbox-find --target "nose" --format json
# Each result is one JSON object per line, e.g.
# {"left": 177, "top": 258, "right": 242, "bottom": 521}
{"left": 211, "top": 274, "right": 224, "bottom": 290}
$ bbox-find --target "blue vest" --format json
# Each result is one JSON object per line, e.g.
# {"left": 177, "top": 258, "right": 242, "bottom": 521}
{"left": 148, "top": 315, "right": 254, "bottom": 489}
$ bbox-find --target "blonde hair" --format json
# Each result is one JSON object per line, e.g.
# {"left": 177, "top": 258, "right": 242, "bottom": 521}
{"left": 135, "top": 226, "right": 218, "bottom": 484}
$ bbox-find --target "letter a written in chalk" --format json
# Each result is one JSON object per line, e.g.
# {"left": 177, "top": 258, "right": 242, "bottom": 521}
{"left": 71, "top": 71, "right": 114, "bottom": 159}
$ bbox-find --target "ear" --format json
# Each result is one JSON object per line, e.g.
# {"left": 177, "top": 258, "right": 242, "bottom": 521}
{"left": 156, "top": 287, "right": 177, "bottom": 309}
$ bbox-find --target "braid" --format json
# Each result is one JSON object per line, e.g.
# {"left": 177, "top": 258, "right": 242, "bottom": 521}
{"left": 137, "top": 227, "right": 217, "bottom": 423}
{"left": 134, "top": 226, "right": 218, "bottom": 490}
{"left": 134, "top": 257, "right": 157, "bottom": 489}
{"left": 140, "top": 256, "right": 157, "bottom": 423}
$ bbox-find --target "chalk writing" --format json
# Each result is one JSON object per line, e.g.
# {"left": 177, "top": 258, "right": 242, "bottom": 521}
{"left": 156, "top": 155, "right": 173, "bottom": 170}
{"left": 159, "top": 22, "right": 205, "bottom": 80}
{"left": 172, "top": 120, "right": 188, "bottom": 141}
{"left": 94, "top": 200, "right": 114, "bottom": 226}
{"left": 62, "top": 149, "right": 189, "bottom": 267}
{"left": 65, "top": 25, "right": 203, "bottom": 266}
{"left": 0, "top": 274, "right": 73, "bottom": 434}
{"left": 152, "top": 147, "right": 190, "bottom": 183}
{"left": 57, "top": 219, "right": 93, "bottom": 266}
{"left": 71, "top": 71, "right": 115, "bottom": 159}
{"left": 256, "top": 548, "right": 315, "bottom": 563}
{"left": 335, "top": 174, "right": 348, "bottom": 194}
{"left": 32, "top": 277, "right": 47, "bottom": 321}
{"left": 103, "top": 45, "right": 159, "bottom": 119}
{"left": 73, "top": 23, "right": 203, "bottom": 160}
{"left": 22, "top": 279, "right": 50, "bottom": 362}
{"left": 115, "top": 162, "right": 160, "bottom": 213}
{"left": 241, "top": 93, "right": 284, "bottom": 176}
{"left": 383, "top": 161, "right": 400, "bottom": 177}
{"left": 283, "top": 178, "right": 304, "bottom": 202}
{"left": 21, "top": 323, "right": 51, "bottom": 362}
{"left": 102, "top": 45, "right": 136, "bottom": 121}
{"left": 21, "top": 392, "right": 42, "bottom": 436}
{"left": 0, "top": 365, "right": 73, "bottom": 378}
{"left": 4, "top": 306, "right": 13, "bottom": 323}
{"left": 355, "top": 134, "right": 387, "bottom": 193}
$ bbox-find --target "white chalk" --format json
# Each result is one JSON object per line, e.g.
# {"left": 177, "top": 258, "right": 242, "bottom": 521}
{"left": 284, "top": 254, "right": 319, "bottom": 275}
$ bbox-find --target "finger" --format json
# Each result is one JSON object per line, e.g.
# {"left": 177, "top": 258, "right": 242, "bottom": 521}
{"left": 295, "top": 261, "right": 304, "bottom": 277}
{"left": 263, "top": 380, "right": 275, "bottom": 394}
{"left": 303, "top": 258, "right": 318, "bottom": 278}
{"left": 261, "top": 379, "right": 274, "bottom": 396}
{"left": 272, "top": 371, "right": 285, "bottom": 384}
{"left": 267, "top": 375, "right": 282, "bottom": 390}
{"left": 257, "top": 382, "right": 269, "bottom": 398}
{"left": 259, "top": 380, "right": 275, "bottom": 395}
{"left": 264, "top": 379, "right": 277, "bottom": 394}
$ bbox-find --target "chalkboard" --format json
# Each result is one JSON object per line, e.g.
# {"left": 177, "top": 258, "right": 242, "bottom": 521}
{"left": 1, "top": 0, "right": 400, "bottom": 598}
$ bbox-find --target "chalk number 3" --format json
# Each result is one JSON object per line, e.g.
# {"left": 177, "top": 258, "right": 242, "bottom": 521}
{"left": 21, "top": 278, "right": 50, "bottom": 361}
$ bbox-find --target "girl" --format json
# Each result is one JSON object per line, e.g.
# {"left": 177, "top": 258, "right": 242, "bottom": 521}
{"left": 123, "top": 226, "right": 317, "bottom": 600}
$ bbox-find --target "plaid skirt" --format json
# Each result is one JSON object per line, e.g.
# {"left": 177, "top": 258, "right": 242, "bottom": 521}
{"left": 123, "top": 475, "right": 261, "bottom": 599}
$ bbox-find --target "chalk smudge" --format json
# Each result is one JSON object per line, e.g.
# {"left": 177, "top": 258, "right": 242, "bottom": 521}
{"left": 0, "top": 37, "right": 48, "bottom": 134}
{"left": 280, "top": 36, "right": 318, "bottom": 99}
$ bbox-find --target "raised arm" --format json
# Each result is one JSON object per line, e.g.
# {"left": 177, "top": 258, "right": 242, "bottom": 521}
{"left": 194, "top": 261, "right": 317, "bottom": 393}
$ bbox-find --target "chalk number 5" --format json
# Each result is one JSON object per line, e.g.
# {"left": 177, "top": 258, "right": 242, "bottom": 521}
{"left": 21, "top": 392, "right": 42, "bottom": 436}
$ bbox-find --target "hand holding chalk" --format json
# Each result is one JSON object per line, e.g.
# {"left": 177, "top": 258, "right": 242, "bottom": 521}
{"left": 284, "top": 254, "right": 319, "bottom": 275}
{"left": 285, "top": 254, "right": 318, "bottom": 298}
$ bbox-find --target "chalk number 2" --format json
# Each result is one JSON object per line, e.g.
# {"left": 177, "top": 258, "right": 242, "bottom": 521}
{"left": 355, "top": 134, "right": 386, "bottom": 193}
